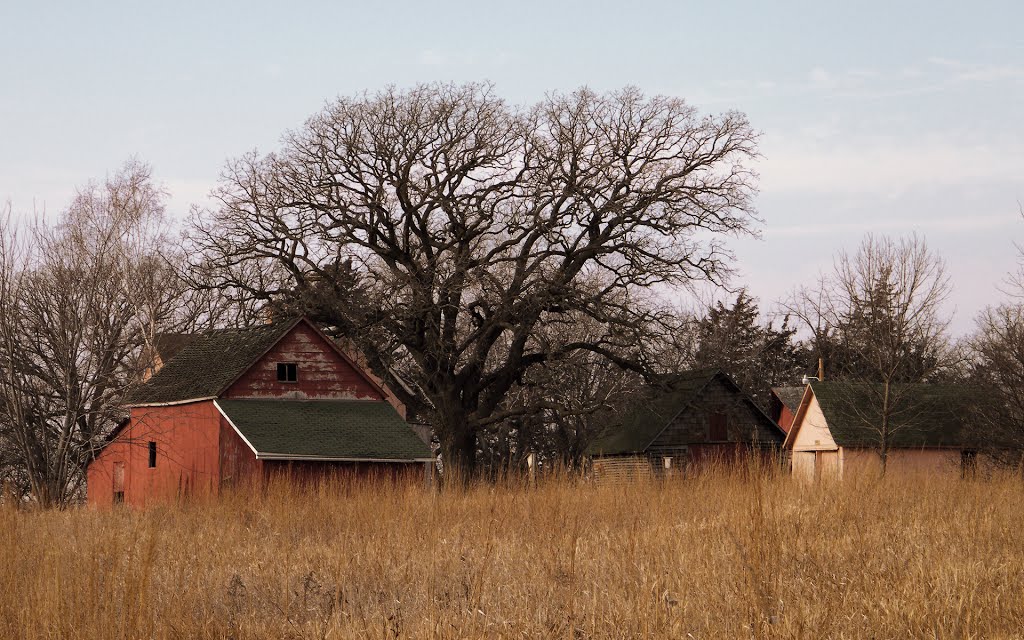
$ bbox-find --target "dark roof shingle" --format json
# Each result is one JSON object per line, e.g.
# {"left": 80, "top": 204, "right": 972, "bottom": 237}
{"left": 810, "top": 382, "right": 980, "bottom": 448}
{"left": 772, "top": 386, "right": 806, "bottom": 413}
{"left": 587, "top": 369, "right": 720, "bottom": 456}
{"left": 127, "top": 320, "right": 296, "bottom": 405}
{"left": 217, "top": 399, "right": 432, "bottom": 461}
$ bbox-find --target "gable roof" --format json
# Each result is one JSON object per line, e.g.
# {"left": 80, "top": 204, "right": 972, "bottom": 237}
{"left": 786, "top": 382, "right": 981, "bottom": 449}
{"left": 588, "top": 369, "right": 785, "bottom": 456}
{"left": 771, "top": 386, "right": 805, "bottom": 414}
{"left": 588, "top": 369, "right": 718, "bottom": 456}
{"left": 216, "top": 399, "right": 432, "bottom": 461}
{"left": 126, "top": 319, "right": 299, "bottom": 405}
{"left": 152, "top": 332, "right": 197, "bottom": 365}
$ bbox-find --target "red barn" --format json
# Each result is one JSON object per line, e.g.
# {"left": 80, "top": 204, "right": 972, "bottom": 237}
{"left": 86, "top": 317, "right": 433, "bottom": 507}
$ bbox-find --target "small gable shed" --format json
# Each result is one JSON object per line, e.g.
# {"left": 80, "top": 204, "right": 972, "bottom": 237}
{"left": 784, "top": 381, "right": 984, "bottom": 481}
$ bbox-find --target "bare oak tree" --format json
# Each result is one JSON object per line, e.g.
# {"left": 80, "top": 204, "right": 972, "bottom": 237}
{"left": 783, "top": 234, "right": 955, "bottom": 472}
{"left": 191, "top": 83, "right": 760, "bottom": 476}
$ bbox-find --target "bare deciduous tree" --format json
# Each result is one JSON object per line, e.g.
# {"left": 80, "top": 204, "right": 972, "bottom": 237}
{"left": 783, "top": 234, "right": 955, "bottom": 472}
{"left": 971, "top": 304, "right": 1024, "bottom": 464}
{"left": 0, "top": 162, "right": 185, "bottom": 506}
{"left": 190, "top": 83, "right": 761, "bottom": 477}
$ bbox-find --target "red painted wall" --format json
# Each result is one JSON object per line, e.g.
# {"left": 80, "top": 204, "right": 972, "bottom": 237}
{"left": 219, "top": 415, "right": 261, "bottom": 489}
{"left": 224, "top": 322, "right": 384, "bottom": 402}
{"left": 87, "top": 400, "right": 222, "bottom": 508}
{"left": 776, "top": 404, "right": 796, "bottom": 434}
{"left": 261, "top": 460, "right": 424, "bottom": 486}
{"left": 684, "top": 442, "right": 778, "bottom": 470}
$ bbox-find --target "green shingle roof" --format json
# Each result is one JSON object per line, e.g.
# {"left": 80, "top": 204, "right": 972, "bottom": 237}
{"left": 127, "top": 320, "right": 297, "bottom": 405}
{"left": 809, "top": 382, "right": 980, "bottom": 448}
{"left": 217, "top": 399, "right": 432, "bottom": 461}
{"left": 772, "top": 386, "right": 806, "bottom": 413}
{"left": 587, "top": 369, "right": 720, "bottom": 456}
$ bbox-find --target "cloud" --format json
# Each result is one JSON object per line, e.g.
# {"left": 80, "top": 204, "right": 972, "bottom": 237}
{"left": 926, "top": 57, "right": 1024, "bottom": 83}
{"left": 766, "top": 214, "right": 1021, "bottom": 239}
{"left": 760, "top": 133, "right": 1024, "bottom": 195}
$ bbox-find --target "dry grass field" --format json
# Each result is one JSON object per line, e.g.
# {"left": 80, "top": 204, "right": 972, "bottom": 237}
{"left": 2, "top": 465, "right": 1023, "bottom": 639}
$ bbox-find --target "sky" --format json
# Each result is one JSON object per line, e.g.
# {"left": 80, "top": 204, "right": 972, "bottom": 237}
{"left": 1, "top": 0, "right": 1022, "bottom": 335}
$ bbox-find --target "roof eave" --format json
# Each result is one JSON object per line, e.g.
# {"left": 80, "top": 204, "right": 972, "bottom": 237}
{"left": 782, "top": 385, "right": 814, "bottom": 450}
{"left": 128, "top": 396, "right": 219, "bottom": 408}
{"left": 256, "top": 453, "right": 434, "bottom": 463}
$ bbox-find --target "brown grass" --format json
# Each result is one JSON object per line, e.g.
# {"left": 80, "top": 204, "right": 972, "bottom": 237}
{"left": 2, "top": 466, "right": 1023, "bottom": 638}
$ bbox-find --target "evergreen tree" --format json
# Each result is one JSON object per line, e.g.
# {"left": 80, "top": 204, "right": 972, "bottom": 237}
{"left": 692, "top": 291, "right": 807, "bottom": 408}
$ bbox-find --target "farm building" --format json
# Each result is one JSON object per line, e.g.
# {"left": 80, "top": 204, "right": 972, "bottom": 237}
{"left": 784, "top": 381, "right": 983, "bottom": 481}
{"left": 86, "top": 317, "right": 433, "bottom": 507}
{"left": 768, "top": 386, "right": 804, "bottom": 434}
{"left": 587, "top": 369, "right": 785, "bottom": 481}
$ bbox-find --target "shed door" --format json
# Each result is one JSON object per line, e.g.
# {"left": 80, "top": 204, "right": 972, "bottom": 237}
{"left": 815, "top": 451, "right": 839, "bottom": 481}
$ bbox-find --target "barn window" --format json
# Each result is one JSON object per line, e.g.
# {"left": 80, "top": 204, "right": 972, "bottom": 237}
{"left": 148, "top": 441, "right": 157, "bottom": 468}
{"left": 277, "top": 362, "right": 298, "bottom": 383}
{"left": 113, "top": 491, "right": 124, "bottom": 504}
{"left": 709, "top": 412, "right": 728, "bottom": 441}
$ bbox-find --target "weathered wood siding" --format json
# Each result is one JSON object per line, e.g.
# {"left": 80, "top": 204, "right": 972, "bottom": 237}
{"left": 842, "top": 447, "right": 962, "bottom": 478}
{"left": 218, "top": 415, "right": 261, "bottom": 489}
{"left": 224, "top": 322, "right": 384, "bottom": 402}
{"left": 87, "top": 400, "right": 222, "bottom": 508}
{"left": 591, "top": 456, "right": 655, "bottom": 483}
{"left": 775, "top": 403, "right": 796, "bottom": 434}
{"left": 261, "top": 460, "right": 426, "bottom": 486}
{"left": 646, "top": 376, "right": 783, "bottom": 464}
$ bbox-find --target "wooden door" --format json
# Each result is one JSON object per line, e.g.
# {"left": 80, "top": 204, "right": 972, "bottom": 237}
{"left": 815, "top": 451, "right": 839, "bottom": 481}
{"left": 113, "top": 462, "right": 125, "bottom": 504}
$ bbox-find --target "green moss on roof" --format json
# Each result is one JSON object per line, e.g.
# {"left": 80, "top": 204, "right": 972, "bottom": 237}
{"left": 587, "top": 369, "right": 720, "bottom": 456}
{"left": 772, "top": 386, "right": 806, "bottom": 413}
{"left": 127, "top": 321, "right": 296, "bottom": 405}
{"left": 217, "top": 399, "right": 432, "bottom": 461}
{"left": 809, "top": 382, "right": 980, "bottom": 448}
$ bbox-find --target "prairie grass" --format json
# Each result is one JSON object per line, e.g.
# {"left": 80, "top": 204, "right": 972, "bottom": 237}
{"left": 1, "top": 465, "right": 1023, "bottom": 638}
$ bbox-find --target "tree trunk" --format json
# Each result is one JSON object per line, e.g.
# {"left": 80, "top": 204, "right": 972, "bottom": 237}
{"left": 879, "top": 380, "right": 891, "bottom": 476}
{"left": 435, "top": 407, "right": 477, "bottom": 486}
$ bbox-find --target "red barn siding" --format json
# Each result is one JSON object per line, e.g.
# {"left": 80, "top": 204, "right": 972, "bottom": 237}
{"left": 218, "top": 415, "right": 261, "bottom": 490}
{"left": 776, "top": 404, "right": 796, "bottom": 434}
{"left": 224, "top": 322, "right": 384, "bottom": 402}
{"left": 261, "top": 460, "right": 423, "bottom": 486}
{"left": 87, "top": 400, "right": 222, "bottom": 508}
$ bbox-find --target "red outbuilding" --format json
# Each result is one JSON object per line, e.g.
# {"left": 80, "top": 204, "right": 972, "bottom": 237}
{"left": 768, "top": 386, "right": 805, "bottom": 434}
{"left": 86, "top": 317, "right": 433, "bottom": 507}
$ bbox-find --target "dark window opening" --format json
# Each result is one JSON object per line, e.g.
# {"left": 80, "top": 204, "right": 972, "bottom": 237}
{"left": 277, "top": 362, "right": 298, "bottom": 383}
{"left": 709, "top": 411, "right": 728, "bottom": 441}
{"left": 961, "top": 450, "right": 977, "bottom": 478}
{"left": 148, "top": 441, "right": 157, "bottom": 468}
{"left": 113, "top": 491, "right": 124, "bottom": 504}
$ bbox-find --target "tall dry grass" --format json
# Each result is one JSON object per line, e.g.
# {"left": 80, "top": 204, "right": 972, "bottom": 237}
{"left": 1, "top": 465, "right": 1023, "bottom": 638}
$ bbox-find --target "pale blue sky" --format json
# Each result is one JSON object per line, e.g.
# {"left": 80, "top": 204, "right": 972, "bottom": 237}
{"left": 2, "top": 1, "right": 1022, "bottom": 333}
